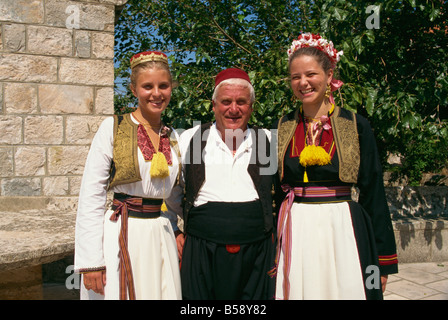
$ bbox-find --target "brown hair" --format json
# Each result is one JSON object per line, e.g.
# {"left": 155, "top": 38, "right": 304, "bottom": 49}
{"left": 288, "top": 47, "right": 333, "bottom": 73}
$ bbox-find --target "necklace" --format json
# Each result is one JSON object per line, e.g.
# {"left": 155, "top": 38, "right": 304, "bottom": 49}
{"left": 298, "top": 104, "right": 334, "bottom": 182}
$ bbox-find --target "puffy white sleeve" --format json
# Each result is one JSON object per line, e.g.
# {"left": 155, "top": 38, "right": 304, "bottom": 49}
{"left": 164, "top": 126, "right": 199, "bottom": 233}
{"left": 160, "top": 127, "right": 183, "bottom": 232}
{"left": 74, "top": 117, "right": 114, "bottom": 273}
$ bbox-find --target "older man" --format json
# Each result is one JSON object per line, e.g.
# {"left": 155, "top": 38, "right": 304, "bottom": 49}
{"left": 166, "top": 68, "right": 277, "bottom": 300}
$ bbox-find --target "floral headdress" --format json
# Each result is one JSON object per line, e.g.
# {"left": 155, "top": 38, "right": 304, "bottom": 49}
{"left": 287, "top": 33, "right": 343, "bottom": 69}
{"left": 288, "top": 33, "right": 344, "bottom": 106}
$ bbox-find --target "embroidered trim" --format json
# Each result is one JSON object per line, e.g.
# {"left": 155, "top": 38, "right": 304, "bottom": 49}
{"left": 109, "top": 113, "right": 141, "bottom": 189}
{"left": 137, "top": 124, "right": 172, "bottom": 165}
{"left": 277, "top": 109, "right": 299, "bottom": 181}
{"left": 77, "top": 266, "right": 106, "bottom": 274}
{"left": 379, "top": 254, "right": 398, "bottom": 266}
{"left": 331, "top": 107, "right": 360, "bottom": 183}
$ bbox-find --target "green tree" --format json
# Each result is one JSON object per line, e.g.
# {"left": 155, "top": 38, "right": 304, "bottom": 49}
{"left": 114, "top": 0, "right": 448, "bottom": 185}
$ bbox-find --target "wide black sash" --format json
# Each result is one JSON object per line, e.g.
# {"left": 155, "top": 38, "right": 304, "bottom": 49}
{"left": 186, "top": 200, "right": 268, "bottom": 244}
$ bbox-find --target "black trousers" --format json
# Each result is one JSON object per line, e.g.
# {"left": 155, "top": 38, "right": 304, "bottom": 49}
{"left": 180, "top": 234, "right": 276, "bottom": 300}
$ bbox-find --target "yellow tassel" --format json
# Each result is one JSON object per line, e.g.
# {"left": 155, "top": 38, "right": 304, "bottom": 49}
{"left": 303, "top": 170, "right": 309, "bottom": 183}
{"left": 299, "top": 145, "right": 331, "bottom": 167}
{"left": 161, "top": 202, "right": 168, "bottom": 212}
{"left": 150, "top": 152, "right": 169, "bottom": 178}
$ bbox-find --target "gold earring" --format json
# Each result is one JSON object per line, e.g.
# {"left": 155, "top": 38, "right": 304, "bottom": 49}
{"left": 325, "top": 84, "right": 331, "bottom": 99}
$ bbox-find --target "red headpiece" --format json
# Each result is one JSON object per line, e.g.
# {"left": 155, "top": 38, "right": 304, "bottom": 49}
{"left": 215, "top": 68, "right": 251, "bottom": 87}
{"left": 130, "top": 51, "right": 168, "bottom": 69}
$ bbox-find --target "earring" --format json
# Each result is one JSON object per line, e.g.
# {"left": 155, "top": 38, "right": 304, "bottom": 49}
{"left": 325, "top": 84, "right": 331, "bottom": 99}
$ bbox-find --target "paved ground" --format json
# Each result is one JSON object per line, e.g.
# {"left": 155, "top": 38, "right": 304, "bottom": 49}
{"left": 43, "top": 261, "right": 448, "bottom": 300}
{"left": 384, "top": 261, "right": 448, "bottom": 300}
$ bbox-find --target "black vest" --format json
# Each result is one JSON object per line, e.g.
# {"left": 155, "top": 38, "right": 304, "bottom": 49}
{"left": 183, "top": 123, "right": 275, "bottom": 234}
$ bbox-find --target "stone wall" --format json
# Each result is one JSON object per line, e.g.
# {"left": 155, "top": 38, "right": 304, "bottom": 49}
{"left": 0, "top": 0, "right": 126, "bottom": 212}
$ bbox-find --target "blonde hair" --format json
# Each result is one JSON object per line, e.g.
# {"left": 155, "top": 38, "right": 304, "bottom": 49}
{"left": 130, "top": 61, "right": 173, "bottom": 88}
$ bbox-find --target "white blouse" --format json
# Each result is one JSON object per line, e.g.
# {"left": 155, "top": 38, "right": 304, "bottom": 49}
{"left": 74, "top": 114, "right": 180, "bottom": 272}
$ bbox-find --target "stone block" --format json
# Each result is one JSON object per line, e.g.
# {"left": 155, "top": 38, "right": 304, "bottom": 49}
{"left": 0, "top": 265, "right": 43, "bottom": 300}
{"left": 0, "top": 54, "right": 58, "bottom": 83}
{"left": 0, "top": 209, "right": 76, "bottom": 271}
{"left": 68, "top": 176, "right": 82, "bottom": 195}
{"left": 27, "top": 26, "right": 73, "bottom": 56}
{"left": 0, "top": 196, "right": 50, "bottom": 212}
{"left": 394, "top": 218, "right": 448, "bottom": 263}
{"left": 0, "top": 0, "right": 44, "bottom": 24}
{"left": 45, "top": 0, "right": 115, "bottom": 31}
{"left": 59, "top": 58, "right": 113, "bottom": 86}
{"left": 74, "top": 30, "right": 91, "bottom": 58}
{"left": 24, "top": 116, "right": 63, "bottom": 145}
{"left": 0, "top": 116, "right": 22, "bottom": 144}
{"left": 46, "top": 196, "right": 79, "bottom": 213}
{"left": 43, "top": 176, "right": 69, "bottom": 196}
{"left": 92, "top": 32, "right": 114, "bottom": 59}
{"left": 65, "top": 115, "right": 107, "bottom": 144}
{"left": 95, "top": 87, "right": 114, "bottom": 114}
{"left": 0, "top": 147, "right": 13, "bottom": 177}
{"left": 3, "top": 23, "right": 26, "bottom": 52}
{"left": 14, "top": 146, "right": 46, "bottom": 176}
{"left": 4, "top": 82, "right": 38, "bottom": 114}
{"left": 0, "top": 23, "right": 3, "bottom": 49}
{"left": 48, "top": 146, "right": 89, "bottom": 175}
{"left": 1, "top": 177, "right": 41, "bottom": 196}
{"left": 386, "top": 186, "right": 447, "bottom": 218}
{"left": 0, "top": 83, "right": 3, "bottom": 113}
{"left": 39, "top": 84, "right": 93, "bottom": 114}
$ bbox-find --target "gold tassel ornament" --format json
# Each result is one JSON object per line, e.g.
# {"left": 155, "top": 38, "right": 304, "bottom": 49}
{"left": 299, "top": 143, "right": 332, "bottom": 183}
{"left": 150, "top": 152, "right": 169, "bottom": 178}
{"left": 299, "top": 145, "right": 332, "bottom": 167}
{"left": 303, "top": 170, "right": 309, "bottom": 183}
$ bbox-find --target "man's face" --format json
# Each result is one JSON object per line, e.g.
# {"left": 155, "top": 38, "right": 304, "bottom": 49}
{"left": 212, "top": 84, "right": 253, "bottom": 137}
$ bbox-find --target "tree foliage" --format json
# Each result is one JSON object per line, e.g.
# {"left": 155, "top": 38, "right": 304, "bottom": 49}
{"left": 114, "top": 0, "right": 448, "bottom": 185}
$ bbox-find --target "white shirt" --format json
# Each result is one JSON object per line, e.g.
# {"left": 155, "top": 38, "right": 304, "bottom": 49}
{"left": 165, "top": 123, "right": 271, "bottom": 224}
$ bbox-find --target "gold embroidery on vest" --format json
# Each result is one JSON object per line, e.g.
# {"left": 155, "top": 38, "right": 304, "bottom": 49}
{"left": 331, "top": 107, "right": 360, "bottom": 183}
{"left": 277, "top": 109, "right": 299, "bottom": 181}
{"left": 108, "top": 114, "right": 141, "bottom": 189}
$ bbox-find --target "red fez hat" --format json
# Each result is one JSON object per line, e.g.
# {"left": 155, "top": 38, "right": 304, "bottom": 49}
{"left": 215, "top": 68, "right": 251, "bottom": 87}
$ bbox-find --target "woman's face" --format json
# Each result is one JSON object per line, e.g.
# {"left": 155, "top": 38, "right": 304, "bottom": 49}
{"left": 289, "top": 55, "right": 333, "bottom": 107}
{"left": 131, "top": 68, "right": 172, "bottom": 117}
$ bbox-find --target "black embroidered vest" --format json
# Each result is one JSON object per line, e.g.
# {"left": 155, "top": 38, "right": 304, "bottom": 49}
{"left": 183, "top": 123, "right": 275, "bottom": 234}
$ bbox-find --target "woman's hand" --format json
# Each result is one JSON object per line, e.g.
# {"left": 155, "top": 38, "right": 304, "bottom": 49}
{"left": 381, "top": 275, "right": 388, "bottom": 293}
{"left": 83, "top": 270, "right": 106, "bottom": 295}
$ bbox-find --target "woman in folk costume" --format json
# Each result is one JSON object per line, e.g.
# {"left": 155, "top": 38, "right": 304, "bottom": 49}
{"left": 74, "top": 51, "right": 182, "bottom": 300}
{"left": 272, "top": 33, "right": 398, "bottom": 300}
